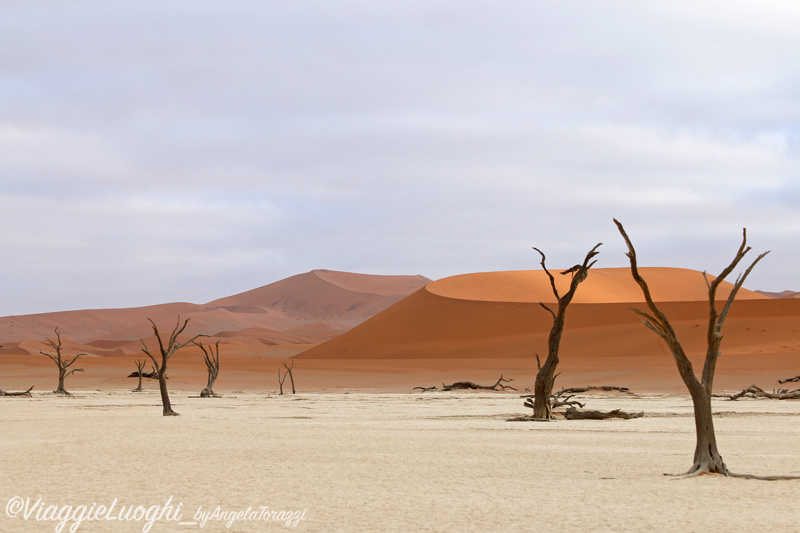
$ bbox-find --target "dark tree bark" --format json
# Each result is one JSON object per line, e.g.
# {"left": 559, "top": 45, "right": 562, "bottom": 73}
{"left": 615, "top": 219, "right": 782, "bottom": 478}
{"left": 531, "top": 243, "right": 602, "bottom": 419}
{"left": 40, "top": 326, "right": 84, "bottom": 395}
{"left": 140, "top": 318, "right": 201, "bottom": 416}
{"left": 196, "top": 341, "right": 221, "bottom": 398}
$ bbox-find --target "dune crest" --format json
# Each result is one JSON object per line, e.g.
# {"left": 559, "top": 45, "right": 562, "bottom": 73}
{"left": 427, "top": 267, "right": 768, "bottom": 304}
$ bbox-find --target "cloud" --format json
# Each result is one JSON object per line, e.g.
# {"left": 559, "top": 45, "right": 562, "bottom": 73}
{"left": 0, "top": 1, "right": 798, "bottom": 315}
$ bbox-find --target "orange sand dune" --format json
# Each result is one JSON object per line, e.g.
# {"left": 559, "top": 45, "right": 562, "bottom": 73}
{"left": 0, "top": 270, "right": 430, "bottom": 345}
{"left": 209, "top": 269, "right": 431, "bottom": 324}
{"left": 296, "top": 268, "right": 798, "bottom": 392}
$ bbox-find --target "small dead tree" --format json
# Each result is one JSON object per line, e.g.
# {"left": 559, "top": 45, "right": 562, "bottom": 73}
{"left": 196, "top": 340, "right": 221, "bottom": 398}
{"left": 531, "top": 243, "right": 602, "bottom": 420}
{"left": 615, "top": 219, "right": 798, "bottom": 480}
{"left": 278, "top": 367, "right": 288, "bottom": 395}
{"left": 140, "top": 317, "right": 201, "bottom": 416}
{"left": 131, "top": 359, "right": 147, "bottom": 392}
{"left": 40, "top": 326, "right": 85, "bottom": 395}
{"left": 281, "top": 360, "right": 296, "bottom": 394}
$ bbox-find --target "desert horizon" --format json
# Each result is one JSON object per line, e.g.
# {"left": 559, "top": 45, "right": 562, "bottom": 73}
{"left": 1, "top": 267, "right": 797, "bottom": 398}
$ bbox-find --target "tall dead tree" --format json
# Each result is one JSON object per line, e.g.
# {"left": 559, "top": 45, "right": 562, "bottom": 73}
{"left": 140, "top": 318, "right": 201, "bottom": 416}
{"left": 531, "top": 243, "right": 602, "bottom": 420}
{"left": 282, "top": 360, "right": 296, "bottom": 394}
{"left": 614, "top": 219, "right": 797, "bottom": 479}
{"left": 40, "top": 326, "right": 85, "bottom": 395}
{"left": 131, "top": 359, "right": 147, "bottom": 392}
{"left": 195, "top": 340, "right": 221, "bottom": 398}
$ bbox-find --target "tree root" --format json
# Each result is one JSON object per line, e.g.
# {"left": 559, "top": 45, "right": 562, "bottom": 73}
{"left": 667, "top": 470, "right": 800, "bottom": 481}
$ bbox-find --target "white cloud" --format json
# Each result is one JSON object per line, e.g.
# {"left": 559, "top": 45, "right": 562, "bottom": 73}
{"left": 0, "top": 1, "right": 798, "bottom": 315}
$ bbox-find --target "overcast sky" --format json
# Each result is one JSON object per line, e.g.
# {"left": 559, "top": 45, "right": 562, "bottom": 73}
{"left": 1, "top": 1, "right": 798, "bottom": 316}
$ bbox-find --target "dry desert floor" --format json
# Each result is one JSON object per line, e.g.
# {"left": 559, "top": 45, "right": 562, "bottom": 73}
{"left": 1, "top": 389, "right": 799, "bottom": 532}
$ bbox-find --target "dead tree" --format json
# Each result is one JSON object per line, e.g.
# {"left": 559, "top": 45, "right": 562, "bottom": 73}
{"left": 441, "top": 375, "right": 517, "bottom": 391}
{"left": 282, "top": 360, "right": 296, "bottom": 394}
{"left": 615, "top": 219, "right": 798, "bottom": 480}
{"left": 278, "top": 368, "right": 287, "bottom": 395}
{"left": 40, "top": 326, "right": 84, "bottom": 395}
{"left": 131, "top": 359, "right": 147, "bottom": 392}
{"left": 531, "top": 243, "right": 602, "bottom": 420}
{"left": 196, "top": 340, "right": 221, "bottom": 398}
{"left": 140, "top": 317, "right": 201, "bottom": 416}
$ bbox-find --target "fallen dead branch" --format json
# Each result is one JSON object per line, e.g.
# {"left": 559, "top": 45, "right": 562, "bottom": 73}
{"left": 127, "top": 367, "right": 161, "bottom": 380}
{"left": 564, "top": 407, "right": 643, "bottom": 420}
{"left": 778, "top": 375, "right": 800, "bottom": 384}
{"left": 0, "top": 386, "right": 34, "bottom": 397}
{"left": 413, "top": 386, "right": 437, "bottom": 392}
{"left": 441, "top": 375, "right": 517, "bottom": 391}
{"left": 713, "top": 384, "right": 800, "bottom": 401}
{"left": 560, "top": 385, "right": 631, "bottom": 394}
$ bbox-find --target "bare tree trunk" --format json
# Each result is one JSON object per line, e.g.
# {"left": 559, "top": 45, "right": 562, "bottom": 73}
{"left": 532, "top": 354, "right": 557, "bottom": 419}
{"left": 141, "top": 318, "right": 201, "bottom": 416}
{"left": 157, "top": 367, "right": 176, "bottom": 416}
{"left": 687, "top": 385, "right": 727, "bottom": 473}
{"left": 531, "top": 243, "right": 602, "bottom": 420}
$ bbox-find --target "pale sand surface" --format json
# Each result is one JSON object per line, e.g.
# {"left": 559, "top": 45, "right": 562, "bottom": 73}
{"left": 1, "top": 390, "right": 798, "bottom": 532}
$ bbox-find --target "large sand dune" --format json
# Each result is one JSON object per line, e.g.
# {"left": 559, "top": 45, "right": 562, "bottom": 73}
{"left": 297, "top": 268, "right": 798, "bottom": 392}
{"left": 0, "top": 269, "right": 430, "bottom": 348}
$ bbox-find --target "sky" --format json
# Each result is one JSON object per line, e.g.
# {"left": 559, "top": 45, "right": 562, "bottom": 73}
{"left": 1, "top": 1, "right": 799, "bottom": 316}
